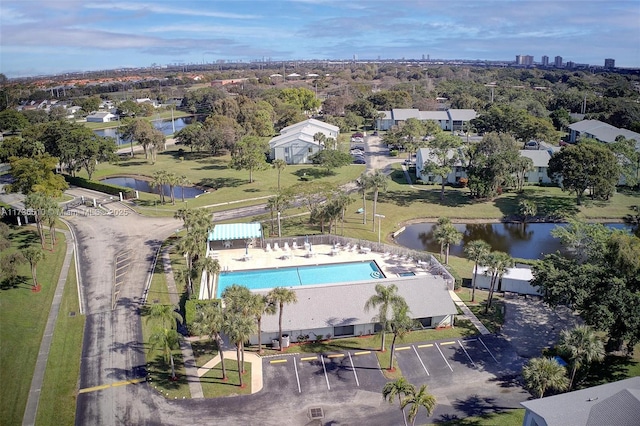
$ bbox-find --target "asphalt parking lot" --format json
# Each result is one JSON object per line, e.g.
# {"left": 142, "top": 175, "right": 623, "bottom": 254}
{"left": 263, "top": 350, "right": 388, "bottom": 396}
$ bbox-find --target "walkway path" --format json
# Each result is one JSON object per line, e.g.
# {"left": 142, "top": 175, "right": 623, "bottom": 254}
{"left": 449, "top": 290, "right": 491, "bottom": 335}
{"left": 195, "top": 349, "right": 263, "bottom": 393}
{"left": 22, "top": 229, "right": 75, "bottom": 426}
{"left": 161, "top": 247, "right": 204, "bottom": 399}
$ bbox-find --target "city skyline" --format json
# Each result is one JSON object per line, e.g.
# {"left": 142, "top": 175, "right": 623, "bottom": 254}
{"left": 1, "top": 0, "right": 639, "bottom": 78}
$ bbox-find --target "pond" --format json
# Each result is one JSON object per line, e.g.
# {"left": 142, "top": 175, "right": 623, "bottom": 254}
{"left": 94, "top": 116, "right": 199, "bottom": 145}
{"left": 101, "top": 177, "right": 206, "bottom": 199}
{"left": 393, "top": 222, "right": 631, "bottom": 260}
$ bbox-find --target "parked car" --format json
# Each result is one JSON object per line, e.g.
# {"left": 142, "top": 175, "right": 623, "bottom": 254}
{"left": 353, "top": 158, "right": 366, "bottom": 164}
{"left": 372, "top": 131, "right": 378, "bottom": 136}
{"left": 350, "top": 149, "right": 364, "bottom": 155}
{"left": 524, "top": 140, "right": 539, "bottom": 150}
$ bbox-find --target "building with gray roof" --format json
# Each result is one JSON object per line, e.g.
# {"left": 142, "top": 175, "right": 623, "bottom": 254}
{"left": 521, "top": 377, "right": 640, "bottom": 426}
{"left": 568, "top": 120, "right": 640, "bottom": 150}
{"left": 251, "top": 274, "right": 457, "bottom": 345}
{"left": 376, "top": 108, "right": 477, "bottom": 132}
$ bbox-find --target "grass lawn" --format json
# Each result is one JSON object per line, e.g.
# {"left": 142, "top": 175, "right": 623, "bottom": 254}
{"left": 200, "top": 361, "right": 252, "bottom": 398}
{"left": 435, "top": 408, "right": 525, "bottom": 425}
{"left": 0, "top": 227, "right": 67, "bottom": 426}
{"left": 36, "top": 259, "right": 84, "bottom": 426}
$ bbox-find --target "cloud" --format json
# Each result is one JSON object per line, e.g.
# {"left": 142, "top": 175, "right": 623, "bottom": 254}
{"left": 84, "top": 2, "right": 260, "bottom": 19}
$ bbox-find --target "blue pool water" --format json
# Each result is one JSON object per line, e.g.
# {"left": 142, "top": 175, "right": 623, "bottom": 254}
{"left": 217, "top": 261, "right": 384, "bottom": 297}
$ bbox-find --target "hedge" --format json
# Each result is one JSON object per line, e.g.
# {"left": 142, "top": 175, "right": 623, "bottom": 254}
{"left": 64, "top": 175, "right": 134, "bottom": 199}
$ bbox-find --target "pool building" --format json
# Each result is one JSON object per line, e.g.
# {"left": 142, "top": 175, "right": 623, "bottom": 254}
{"left": 202, "top": 227, "right": 458, "bottom": 346}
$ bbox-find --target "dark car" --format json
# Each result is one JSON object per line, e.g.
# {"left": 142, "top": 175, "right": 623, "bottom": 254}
{"left": 353, "top": 158, "right": 366, "bottom": 164}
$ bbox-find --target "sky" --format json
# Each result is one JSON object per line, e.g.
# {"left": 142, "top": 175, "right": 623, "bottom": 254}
{"left": 1, "top": 0, "right": 639, "bottom": 78}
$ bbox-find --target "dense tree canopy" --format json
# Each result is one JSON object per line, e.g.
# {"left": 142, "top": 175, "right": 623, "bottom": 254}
{"left": 466, "top": 132, "right": 520, "bottom": 199}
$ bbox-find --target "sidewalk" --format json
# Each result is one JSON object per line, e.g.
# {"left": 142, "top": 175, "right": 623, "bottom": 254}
{"left": 449, "top": 290, "right": 491, "bottom": 335}
{"left": 22, "top": 229, "right": 75, "bottom": 426}
{"left": 195, "top": 349, "right": 263, "bottom": 394}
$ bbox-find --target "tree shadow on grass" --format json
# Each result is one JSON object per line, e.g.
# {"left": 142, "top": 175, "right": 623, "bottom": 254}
{"left": 0, "top": 275, "right": 30, "bottom": 290}
{"left": 494, "top": 193, "right": 579, "bottom": 221}
{"left": 579, "top": 355, "right": 637, "bottom": 389}
{"left": 293, "top": 168, "right": 335, "bottom": 179}
{"left": 112, "top": 160, "right": 149, "bottom": 168}
{"left": 199, "top": 177, "right": 244, "bottom": 190}
{"left": 147, "top": 353, "right": 188, "bottom": 390}
{"left": 10, "top": 229, "right": 41, "bottom": 249}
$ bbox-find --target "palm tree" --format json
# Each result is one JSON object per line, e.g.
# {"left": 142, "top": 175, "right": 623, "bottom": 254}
{"left": 272, "top": 159, "right": 287, "bottom": 191}
{"left": 151, "top": 170, "right": 168, "bottom": 204}
{"left": 267, "top": 287, "right": 298, "bottom": 351}
{"left": 42, "top": 203, "right": 59, "bottom": 249}
{"left": 177, "top": 230, "right": 206, "bottom": 297}
{"left": 382, "top": 377, "right": 415, "bottom": 426}
{"left": 148, "top": 328, "right": 181, "bottom": 380}
{"left": 433, "top": 217, "right": 462, "bottom": 264}
{"left": 174, "top": 208, "right": 212, "bottom": 233}
{"left": 166, "top": 172, "right": 178, "bottom": 205}
{"left": 522, "top": 357, "right": 570, "bottom": 398}
{"left": 145, "top": 304, "right": 183, "bottom": 331}
{"left": 190, "top": 301, "right": 228, "bottom": 381}
{"left": 200, "top": 256, "right": 220, "bottom": 299}
{"left": 248, "top": 293, "right": 276, "bottom": 355}
{"left": 464, "top": 240, "right": 491, "bottom": 302}
{"left": 357, "top": 172, "right": 372, "bottom": 225}
{"left": 387, "top": 302, "right": 415, "bottom": 370}
{"left": 401, "top": 384, "right": 437, "bottom": 425}
{"left": 222, "top": 284, "right": 253, "bottom": 314}
{"left": 369, "top": 170, "right": 389, "bottom": 231}
{"left": 178, "top": 175, "right": 191, "bottom": 203}
{"left": 223, "top": 312, "right": 256, "bottom": 387}
{"left": 484, "top": 251, "right": 513, "bottom": 313}
{"left": 518, "top": 199, "right": 537, "bottom": 223}
{"left": 364, "top": 283, "right": 405, "bottom": 352}
{"left": 558, "top": 325, "right": 605, "bottom": 390}
{"left": 21, "top": 246, "right": 45, "bottom": 289}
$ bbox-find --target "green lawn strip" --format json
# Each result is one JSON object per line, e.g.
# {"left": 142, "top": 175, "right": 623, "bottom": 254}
{"left": 435, "top": 408, "right": 526, "bottom": 425}
{"left": 146, "top": 245, "right": 172, "bottom": 305}
{"left": 141, "top": 316, "right": 191, "bottom": 399}
{"left": 200, "top": 361, "right": 252, "bottom": 398}
{"left": 36, "top": 259, "right": 84, "bottom": 426}
{"left": 0, "top": 228, "right": 67, "bottom": 426}
{"left": 191, "top": 338, "right": 218, "bottom": 368}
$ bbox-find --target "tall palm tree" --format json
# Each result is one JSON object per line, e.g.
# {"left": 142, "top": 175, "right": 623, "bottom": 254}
{"left": 21, "top": 246, "right": 45, "bottom": 289}
{"left": 558, "top": 325, "right": 605, "bottom": 390}
{"left": 484, "top": 251, "right": 514, "bottom": 313}
{"left": 248, "top": 293, "right": 276, "bottom": 355}
{"left": 151, "top": 170, "right": 168, "bottom": 204}
{"left": 433, "top": 218, "right": 462, "bottom": 264}
{"left": 401, "top": 384, "right": 437, "bottom": 425}
{"left": 222, "top": 284, "right": 254, "bottom": 364}
{"left": 190, "top": 301, "right": 227, "bottom": 381}
{"left": 178, "top": 175, "right": 191, "bottom": 203}
{"left": 42, "top": 202, "right": 59, "bottom": 248}
{"left": 200, "top": 256, "right": 220, "bottom": 299}
{"left": 166, "top": 172, "right": 178, "bottom": 205}
{"left": 522, "top": 357, "right": 570, "bottom": 398}
{"left": 267, "top": 287, "right": 298, "bottom": 351}
{"left": 272, "top": 159, "right": 287, "bottom": 191}
{"left": 145, "top": 304, "right": 183, "bottom": 331}
{"left": 177, "top": 230, "right": 205, "bottom": 297}
{"left": 364, "top": 283, "right": 404, "bottom": 352}
{"left": 464, "top": 240, "right": 491, "bottom": 302}
{"left": 223, "top": 312, "right": 256, "bottom": 387}
{"left": 369, "top": 170, "right": 389, "bottom": 231}
{"left": 174, "top": 208, "right": 212, "bottom": 233}
{"left": 382, "top": 377, "right": 415, "bottom": 426}
{"left": 387, "top": 302, "right": 415, "bottom": 370}
{"left": 148, "top": 328, "right": 181, "bottom": 380}
{"left": 357, "top": 172, "right": 372, "bottom": 225}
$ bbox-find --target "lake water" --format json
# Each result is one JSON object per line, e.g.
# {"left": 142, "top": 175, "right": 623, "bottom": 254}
{"left": 394, "top": 222, "right": 630, "bottom": 259}
{"left": 101, "top": 177, "right": 205, "bottom": 199}
{"left": 94, "top": 117, "right": 196, "bottom": 145}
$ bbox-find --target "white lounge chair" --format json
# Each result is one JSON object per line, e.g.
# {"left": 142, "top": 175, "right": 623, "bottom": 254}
{"left": 292, "top": 241, "right": 299, "bottom": 250}
{"left": 284, "top": 242, "right": 290, "bottom": 251}
{"left": 265, "top": 243, "right": 272, "bottom": 252}
{"left": 274, "top": 242, "right": 280, "bottom": 251}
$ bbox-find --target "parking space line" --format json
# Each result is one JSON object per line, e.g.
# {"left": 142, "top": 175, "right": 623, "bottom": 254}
{"left": 464, "top": 338, "right": 477, "bottom": 342}
{"left": 457, "top": 340, "right": 476, "bottom": 367}
{"left": 320, "top": 355, "right": 330, "bottom": 390}
{"left": 395, "top": 346, "right": 410, "bottom": 351}
{"left": 440, "top": 341, "right": 456, "bottom": 346}
{"left": 293, "top": 357, "right": 301, "bottom": 393}
{"left": 300, "top": 356, "right": 317, "bottom": 361}
{"left": 435, "top": 343, "right": 454, "bottom": 372}
{"left": 412, "top": 345, "right": 429, "bottom": 376}
{"left": 478, "top": 337, "right": 499, "bottom": 363}
{"left": 354, "top": 351, "right": 370, "bottom": 356}
{"left": 327, "top": 354, "right": 344, "bottom": 358}
{"left": 348, "top": 352, "right": 360, "bottom": 387}
{"left": 270, "top": 359, "right": 288, "bottom": 364}
{"left": 417, "top": 344, "right": 433, "bottom": 348}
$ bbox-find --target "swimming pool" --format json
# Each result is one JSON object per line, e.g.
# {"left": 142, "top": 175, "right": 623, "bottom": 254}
{"left": 217, "top": 261, "right": 384, "bottom": 297}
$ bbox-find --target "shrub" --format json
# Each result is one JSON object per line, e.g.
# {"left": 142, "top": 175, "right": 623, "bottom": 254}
{"left": 64, "top": 175, "right": 134, "bottom": 199}
{"left": 389, "top": 150, "right": 399, "bottom": 157}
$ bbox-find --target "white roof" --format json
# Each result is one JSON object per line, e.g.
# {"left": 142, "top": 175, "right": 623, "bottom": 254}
{"left": 476, "top": 266, "right": 533, "bottom": 281}
{"left": 86, "top": 112, "right": 115, "bottom": 119}
{"left": 280, "top": 119, "right": 339, "bottom": 135}
{"left": 519, "top": 150, "right": 552, "bottom": 167}
{"left": 255, "top": 275, "right": 457, "bottom": 333}
{"left": 207, "top": 223, "right": 262, "bottom": 241}
{"left": 269, "top": 131, "right": 318, "bottom": 149}
{"left": 447, "top": 109, "right": 477, "bottom": 121}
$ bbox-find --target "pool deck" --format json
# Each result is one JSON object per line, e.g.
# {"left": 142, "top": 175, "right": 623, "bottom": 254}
{"left": 207, "top": 243, "right": 432, "bottom": 281}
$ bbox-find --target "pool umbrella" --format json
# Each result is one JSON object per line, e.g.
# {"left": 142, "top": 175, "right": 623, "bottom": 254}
{"left": 245, "top": 245, "right": 249, "bottom": 255}
{"left": 305, "top": 235, "right": 309, "bottom": 244}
